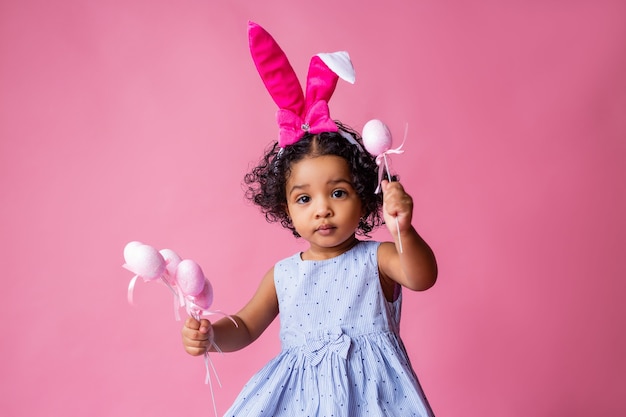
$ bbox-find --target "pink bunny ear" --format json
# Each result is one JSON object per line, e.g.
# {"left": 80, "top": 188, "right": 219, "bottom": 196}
{"left": 303, "top": 56, "right": 338, "bottom": 111}
{"left": 248, "top": 21, "right": 305, "bottom": 118}
{"left": 304, "top": 52, "right": 355, "bottom": 110}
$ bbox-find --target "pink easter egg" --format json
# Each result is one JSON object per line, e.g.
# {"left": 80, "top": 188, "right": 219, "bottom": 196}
{"left": 190, "top": 279, "right": 214, "bottom": 309}
{"left": 123, "top": 243, "right": 165, "bottom": 281}
{"left": 159, "top": 248, "right": 182, "bottom": 277}
{"left": 362, "top": 119, "right": 392, "bottom": 156}
{"left": 176, "top": 259, "right": 206, "bottom": 296}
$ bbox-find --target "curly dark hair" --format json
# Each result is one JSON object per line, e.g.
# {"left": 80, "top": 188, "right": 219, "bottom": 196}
{"left": 244, "top": 122, "right": 385, "bottom": 237}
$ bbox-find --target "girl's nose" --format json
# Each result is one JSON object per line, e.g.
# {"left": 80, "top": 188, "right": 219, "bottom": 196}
{"left": 315, "top": 199, "right": 332, "bottom": 218}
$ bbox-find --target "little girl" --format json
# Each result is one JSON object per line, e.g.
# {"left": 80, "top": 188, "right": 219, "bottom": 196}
{"left": 181, "top": 22, "right": 438, "bottom": 416}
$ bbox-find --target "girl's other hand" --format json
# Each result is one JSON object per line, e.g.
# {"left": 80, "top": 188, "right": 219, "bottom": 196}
{"left": 181, "top": 316, "right": 213, "bottom": 356}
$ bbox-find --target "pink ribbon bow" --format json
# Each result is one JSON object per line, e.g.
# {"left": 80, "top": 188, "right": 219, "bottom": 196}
{"left": 374, "top": 142, "right": 406, "bottom": 194}
{"left": 277, "top": 100, "right": 338, "bottom": 146}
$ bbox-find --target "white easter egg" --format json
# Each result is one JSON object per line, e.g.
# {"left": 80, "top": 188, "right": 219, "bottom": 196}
{"left": 159, "top": 248, "right": 182, "bottom": 277}
{"left": 123, "top": 243, "right": 165, "bottom": 281}
{"left": 362, "top": 119, "right": 392, "bottom": 156}
{"left": 123, "top": 241, "right": 143, "bottom": 263}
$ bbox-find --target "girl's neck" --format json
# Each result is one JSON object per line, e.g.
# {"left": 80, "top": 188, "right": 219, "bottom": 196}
{"left": 300, "top": 235, "right": 360, "bottom": 261}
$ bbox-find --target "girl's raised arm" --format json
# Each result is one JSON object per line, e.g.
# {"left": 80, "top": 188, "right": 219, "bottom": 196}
{"left": 377, "top": 180, "right": 437, "bottom": 293}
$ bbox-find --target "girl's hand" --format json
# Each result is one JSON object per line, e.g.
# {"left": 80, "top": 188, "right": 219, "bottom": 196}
{"left": 381, "top": 180, "right": 413, "bottom": 235}
{"left": 181, "top": 316, "right": 213, "bottom": 356}
{"left": 378, "top": 180, "right": 437, "bottom": 291}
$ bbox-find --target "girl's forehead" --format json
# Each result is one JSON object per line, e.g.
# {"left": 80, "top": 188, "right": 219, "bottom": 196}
{"left": 287, "top": 155, "right": 351, "bottom": 184}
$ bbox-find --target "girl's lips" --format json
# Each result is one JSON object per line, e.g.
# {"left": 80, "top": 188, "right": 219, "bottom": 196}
{"left": 316, "top": 224, "right": 335, "bottom": 235}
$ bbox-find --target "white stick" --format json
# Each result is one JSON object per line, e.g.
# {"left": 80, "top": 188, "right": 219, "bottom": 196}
{"left": 383, "top": 153, "right": 403, "bottom": 253}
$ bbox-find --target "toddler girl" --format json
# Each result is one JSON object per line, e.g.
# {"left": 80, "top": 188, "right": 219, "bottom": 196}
{"left": 181, "top": 22, "right": 437, "bottom": 416}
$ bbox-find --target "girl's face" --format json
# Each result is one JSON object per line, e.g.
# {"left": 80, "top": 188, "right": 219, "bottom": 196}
{"left": 285, "top": 155, "right": 363, "bottom": 257}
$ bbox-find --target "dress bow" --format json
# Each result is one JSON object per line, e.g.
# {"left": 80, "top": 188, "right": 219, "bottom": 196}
{"left": 304, "top": 328, "right": 351, "bottom": 367}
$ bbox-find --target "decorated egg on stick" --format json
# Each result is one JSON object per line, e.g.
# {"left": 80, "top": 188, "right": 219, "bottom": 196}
{"left": 191, "top": 279, "right": 214, "bottom": 310}
{"left": 121, "top": 241, "right": 231, "bottom": 417}
{"left": 361, "top": 119, "right": 407, "bottom": 253}
{"left": 123, "top": 241, "right": 166, "bottom": 281}
{"left": 176, "top": 259, "right": 207, "bottom": 297}
{"left": 362, "top": 119, "right": 393, "bottom": 156}
{"left": 160, "top": 248, "right": 182, "bottom": 276}
{"left": 159, "top": 248, "right": 182, "bottom": 286}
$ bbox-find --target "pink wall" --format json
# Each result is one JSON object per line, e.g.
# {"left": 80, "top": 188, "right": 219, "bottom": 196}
{"left": 1, "top": 1, "right": 625, "bottom": 416}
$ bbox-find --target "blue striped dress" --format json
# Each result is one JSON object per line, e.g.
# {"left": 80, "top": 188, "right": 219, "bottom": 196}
{"left": 224, "top": 240, "right": 434, "bottom": 416}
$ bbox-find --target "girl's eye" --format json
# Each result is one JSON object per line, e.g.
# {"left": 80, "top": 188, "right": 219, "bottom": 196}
{"left": 332, "top": 189, "right": 347, "bottom": 198}
{"left": 295, "top": 195, "right": 310, "bottom": 204}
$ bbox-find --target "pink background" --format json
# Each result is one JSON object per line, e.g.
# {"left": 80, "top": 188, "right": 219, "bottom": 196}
{"left": 1, "top": 1, "right": 625, "bottom": 416}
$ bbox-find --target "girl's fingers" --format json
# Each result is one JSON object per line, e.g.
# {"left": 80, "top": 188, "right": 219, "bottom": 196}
{"left": 185, "top": 316, "right": 201, "bottom": 330}
{"left": 182, "top": 317, "right": 211, "bottom": 356}
{"left": 383, "top": 184, "right": 410, "bottom": 211}
{"left": 199, "top": 319, "right": 211, "bottom": 334}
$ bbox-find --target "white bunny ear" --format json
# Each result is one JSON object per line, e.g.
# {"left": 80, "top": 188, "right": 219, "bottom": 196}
{"left": 316, "top": 51, "right": 356, "bottom": 84}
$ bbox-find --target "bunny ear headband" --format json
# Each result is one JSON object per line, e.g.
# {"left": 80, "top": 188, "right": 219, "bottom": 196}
{"left": 248, "top": 21, "right": 358, "bottom": 148}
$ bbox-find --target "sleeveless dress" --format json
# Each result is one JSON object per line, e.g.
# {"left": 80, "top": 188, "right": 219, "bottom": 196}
{"left": 224, "top": 240, "right": 434, "bottom": 416}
